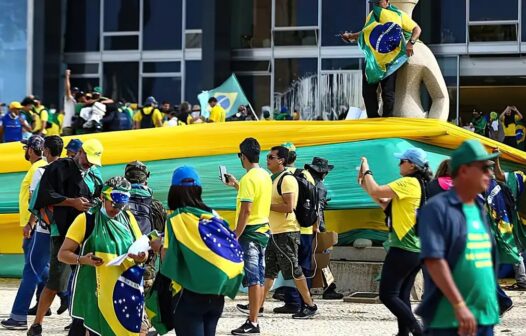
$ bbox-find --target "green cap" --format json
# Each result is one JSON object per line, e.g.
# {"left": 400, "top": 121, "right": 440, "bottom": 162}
{"left": 94, "top": 86, "right": 103, "bottom": 94}
{"left": 281, "top": 142, "right": 296, "bottom": 152}
{"left": 450, "top": 140, "right": 499, "bottom": 173}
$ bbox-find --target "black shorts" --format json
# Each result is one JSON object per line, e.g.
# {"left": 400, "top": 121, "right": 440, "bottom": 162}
{"left": 46, "top": 236, "right": 72, "bottom": 292}
{"left": 264, "top": 231, "right": 303, "bottom": 280}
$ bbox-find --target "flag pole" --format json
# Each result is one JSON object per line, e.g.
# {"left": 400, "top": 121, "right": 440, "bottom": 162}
{"left": 247, "top": 101, "right": 259, "bottom": 121}
{"left": 232, "top": 73, "right": 259, "bottom": 121}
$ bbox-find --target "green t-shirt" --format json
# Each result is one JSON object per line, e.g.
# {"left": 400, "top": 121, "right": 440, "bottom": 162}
{"left": 430, "top": 204, "right": 499, "bottom": 328}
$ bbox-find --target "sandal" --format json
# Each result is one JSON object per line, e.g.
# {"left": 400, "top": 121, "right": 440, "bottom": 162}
{"left": 503, "top": 283, "right": 526, "bottom": 291}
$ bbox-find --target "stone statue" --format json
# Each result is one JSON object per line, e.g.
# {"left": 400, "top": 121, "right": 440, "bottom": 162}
{"left": 391, "top": 0, "right": 449, "bottom": 120}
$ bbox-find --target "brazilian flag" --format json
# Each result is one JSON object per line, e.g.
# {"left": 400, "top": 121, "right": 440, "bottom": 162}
{"left": 71, "top": 209, "right": 144, "bottom": 336}
{"left": 358, "top": 5, "right": 412, "bottom": 84}
{"left": 161, "top": 206, "right": 244, "bottom": 299}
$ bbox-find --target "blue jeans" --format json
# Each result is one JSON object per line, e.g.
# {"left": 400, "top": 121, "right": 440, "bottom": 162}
{"left": 11, "top": 231, "right": 50, "bottom": 322}
{"left": 172, "top": 289, "right": 224, "bottom": 336}
{"left": 496, "top": 283, "right": 513, "bottom": 312}
{"left": 239, "top": 239, "right": 266, "bottom": 287}
{"left": 283, "top": 234, "right": 314, "bottom": 307}
{"left": 425, "top": 325, "right": 494, "bottom": 335}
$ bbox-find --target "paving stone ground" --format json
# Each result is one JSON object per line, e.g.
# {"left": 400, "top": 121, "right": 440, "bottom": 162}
{"left": 0, "top": 279, "right": 525, "bottom": 335}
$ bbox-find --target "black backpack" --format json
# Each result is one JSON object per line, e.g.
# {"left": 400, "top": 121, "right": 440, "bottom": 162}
{"left": 139, "top": 108, "right": 155, "bottom": 129}
{"left": 277, "top": 170, "right": 319, "bottom": 228}
{"left": 128, "top": 195, "right": 167, "bottom": 235}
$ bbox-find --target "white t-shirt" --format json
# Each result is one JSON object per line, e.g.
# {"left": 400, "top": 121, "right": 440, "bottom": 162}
{"left": 30, "top": 167, "right": 50, "bottom": 234}
{"left": 63, "top": 96, "right": 76, "bottom": 128}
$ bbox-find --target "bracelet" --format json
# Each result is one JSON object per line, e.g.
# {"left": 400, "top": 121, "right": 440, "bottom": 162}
{"left": 76, "top": 255, "right": 81, "bottom": 265}
{"left": 453, "top": 300, "right": 466, "bottom": 309}
{"left": 363, "top": 170, "right": 373, "bottom": 176}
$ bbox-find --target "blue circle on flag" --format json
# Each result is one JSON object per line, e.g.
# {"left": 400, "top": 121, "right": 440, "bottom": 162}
{"left": 216, "top": 95, "right": 231, "bottom": 110}
{"left": 198, "top": 217, "right": 243, "bottom": 263}
{"left": 113, "top": 266, "right": 144, "bottom": 332}
{"left": 516, "top": 128, "right": 524, "bottom": 142}
{"left": 369, "top": 22, "right": 403, "bottom": 54}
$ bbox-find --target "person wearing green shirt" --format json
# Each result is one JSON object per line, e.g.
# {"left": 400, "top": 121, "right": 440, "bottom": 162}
{"left": 359, "top": 147, "right": 433, "bottom": 336}
{"left": 471, "top": 109, "right": 488, "bottom": 136}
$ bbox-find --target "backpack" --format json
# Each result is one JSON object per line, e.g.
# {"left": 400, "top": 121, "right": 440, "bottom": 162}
{"left": 277, "top": 170, "right": 319, "bottom": 228}
{"left": 116, "top": 108, "right": 132, "bottom": 130}
{"left": 128, "top": 194, "right": 167, "bottom": 235}
{"left": 139, "top": 108, "right": 155, "bottom": 129}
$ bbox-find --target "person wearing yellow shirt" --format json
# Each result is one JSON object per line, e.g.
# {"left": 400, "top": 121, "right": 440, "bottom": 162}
{"left": 133, "top": 96, "right": 163, "bottom": 129}
{"left": 261, "top": 145, "right": 318, "bottom": 319}
{"left": 208, "top": 97, "right": 226, "bottom": 123}
{"left": 500, "top": 106, "right": 523, "bottom": 148}
{"left": 31, "top": 97, "right": 48, "bottom": 135}
{"left": 224, "top": 138, "right": 271, "bottom": 335}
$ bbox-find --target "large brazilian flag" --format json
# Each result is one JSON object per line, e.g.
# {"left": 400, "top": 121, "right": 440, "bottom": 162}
{"left": 161, "top": 207, "right": 244, "bottom": 299}
{"left": 358, "top": 4, "right": 412, "bottom": 84}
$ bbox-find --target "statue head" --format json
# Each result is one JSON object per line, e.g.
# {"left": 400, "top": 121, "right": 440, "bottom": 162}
{"left": 389, "top": 0, "right": 419, "bottom": 17}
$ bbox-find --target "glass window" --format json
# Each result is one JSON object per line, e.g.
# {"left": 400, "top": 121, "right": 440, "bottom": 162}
{"left": 104, "top": 0, "right": 140, "bottom": 32}
{"left": 523, "top": 0, "right": 526, "bottom": 41}
{"left": 142, "top": 77, "right": 181, "bottom": 106}
{"left": 65, "top": 0, "right": 100, "bottom": 52}
{"left": 275, "top": 0, "right": 318, "bottom": 27}
{"left": 321, "top": 58, "right": 361, "bottom": 71}
{"left": 320, "top": 72, "right": 363, "bottom": 120}
{"left": 436, "top": 57, "right": 458, "bottom": 123}
{"left": 413, "top": 0, "right": 466, "bottom": 44}
{"left": 231, "top": 0, "right": 271, "bottom": 48}
{"left": 470, "top": 0, "right": 518, "bottom": 21}
{"left": 103, "top": 62, "right": 139, "bottom": 103}
{"left": 69, "top": 78, "right": 100, "bottom": 93}
{"left": 143, "top": 0, "right": 182, "bottom": 50}
{"left": 0, "top": 0, "right": 27, "bottom": 103}
{"left": 469, "top": 24, "right": 517, "bottom": 42}
{"left": 67, "top": 64, "right": 99, "bottom": 74}
{"left": 103, "top": 36, "right": 139, "bottom": 50}
{"left": 186, "top": 0, "right": 203, "bottom": 29}
{"left": 143, "top": 62, "right": 181, "bottom": 73}
{"left": 185, "top": 32, "right": 202, "bottom": 48}
{"left": 184, "top": 61, "right": 202, "bottom": 103}
{"left": 274, "top": 30, "right": 318, "bottom": 46}
{"left": 322, "top": 0, "right": 366, "bottom": 46}
{"left": 232, "top": 61, "right": 271, "bottom": 72}
{"left": 237, "top": 75, "right": 271, "bottom": 118}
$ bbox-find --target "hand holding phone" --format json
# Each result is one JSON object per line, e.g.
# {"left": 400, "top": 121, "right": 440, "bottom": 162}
{"left": 219, "top": 165, "right": 229, "bottom": 184}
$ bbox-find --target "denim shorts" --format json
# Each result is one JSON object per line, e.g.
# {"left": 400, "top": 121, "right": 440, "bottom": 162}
{"left": 239, "top": 239, "right": 266, "bottom": 287}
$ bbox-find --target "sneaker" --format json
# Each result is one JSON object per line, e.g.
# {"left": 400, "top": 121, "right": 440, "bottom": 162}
{"left": 64, "top": 323, "right": 71, "bottom": 331}
{"left": 1, "top": 318, "right": 28, "bottom": 330}
{"left": 231, "top": 319, "right": 260, "bottom": 334}
{"left": 236, "top": 304, "right": 263, "bottom": 316}
{"left": 57, "top": 295, "right": 69, "bottom": 315}
{"left": 27, "top": 306, "right": 51, "bottom": 316}
{"left": 292, "top": 304, "right": 318, "bottom": 319}
{"left": 500, "top": 303, "right": 514, "bottom": 317}
{"left": 272, "top": 292, "right": 286, "bottom": 301}
{"left": 322, "top": 291, "right": 344, "bottom": 300}
{"left": 26, "top": 323, "right": 42, "bottom": 336}
{"left": 273, "top": 304, "right": 300, "bottom": 314}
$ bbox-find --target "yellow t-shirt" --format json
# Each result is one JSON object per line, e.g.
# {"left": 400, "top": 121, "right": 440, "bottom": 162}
{"left": 387, "top": 176, "right": 421, "bottom": 252}
{"left": 269, "top": 171, "right": 300, "bottom": 234}
{"left": 209, "top": 105, "right": 226, "bottom": 123}
{"left": 503, "top": 123, "right": 517, "bottom": 137}
{"left": 133, "top": 107, "right": 164, "bottom": 127}
{"left": 31, "top": 106, "right": 49, "bottom": 134}
{"left": 235, "top": 167, "right": 272, "bottom": 227}
{"left": 368, "top": 7, "right": 417, "bottom": 33}
{"left": 46, "top": 114, "right": 64, "bottom": 136}
{"left": 66, "top": 211, "right": 142, "bottom": 245}
{"left": 19, "top": 159, "right": 47, "bottom": 226}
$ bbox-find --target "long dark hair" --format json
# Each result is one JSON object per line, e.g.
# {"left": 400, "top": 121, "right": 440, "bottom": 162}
{"left": 167, "top": 185, "right": 212, "bottom": 212}
{"left": 504, "top": 111, "right": 516, "bottom": 128}
{"left": 408, "top": 163, "right": 433, "bottom": 202}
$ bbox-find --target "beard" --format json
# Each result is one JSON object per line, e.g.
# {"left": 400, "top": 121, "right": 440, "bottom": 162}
{"left": 24, "top": 150, "right": 30, "bottom": 161}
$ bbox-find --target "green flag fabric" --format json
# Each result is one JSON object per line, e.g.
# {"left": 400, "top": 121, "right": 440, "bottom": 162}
{"left": 198, "top": 74, "right": 250, "bottom": 119}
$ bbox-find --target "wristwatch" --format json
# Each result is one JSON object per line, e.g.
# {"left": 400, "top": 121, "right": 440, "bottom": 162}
{"left": 409, "top": 39, "right": 416, "bottom": 45}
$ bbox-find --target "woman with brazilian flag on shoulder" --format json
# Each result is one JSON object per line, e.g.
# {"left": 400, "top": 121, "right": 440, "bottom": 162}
{"left": 341, "top": 0, "right": 421, "bottom": 118}
{"left": 145, "top": 166, "right": 244, "bottom": 336}
{"left": 58, "top": 176, "right": 148, "bottom": 336}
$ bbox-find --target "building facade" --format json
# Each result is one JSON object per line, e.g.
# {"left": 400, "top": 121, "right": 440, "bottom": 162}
{"left": 4, "top": 0, "right": 526, "bottom": 123}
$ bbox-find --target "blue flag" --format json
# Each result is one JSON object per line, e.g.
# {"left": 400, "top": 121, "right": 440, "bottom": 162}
{"left": 198, "top": 74, "right": 250, "bottom": 118}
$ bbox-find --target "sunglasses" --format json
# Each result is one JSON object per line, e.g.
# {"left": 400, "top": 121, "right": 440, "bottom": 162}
{"left": 469, "top": 163, "right": 494, "bottom": 174}
{"left": 237, "top": 152, "right": 242, "bottom": 158}
{"left": 399, "top": 159, "right": 411, "bottom": 166}
{"left": 267, "top": 154, "right": 278, "bottom": 160}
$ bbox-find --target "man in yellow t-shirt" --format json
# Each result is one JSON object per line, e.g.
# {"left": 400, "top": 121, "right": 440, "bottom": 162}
{"left": 133, "top": 96, "right": 163, "bottom": 129}
{"left": 208, "top": 97, "right": 226, "bottom": 123}
{"left": 225, "top": 138, "right": 271, "bottom": 334}
{"left": 31, "top": 97, "right": 48, "bottom": 135}
{"left": 500, "top": 106, "right": 523, "bottom": 148}
{"left": 263, "top": 145, "right": 318, "bottom": 319}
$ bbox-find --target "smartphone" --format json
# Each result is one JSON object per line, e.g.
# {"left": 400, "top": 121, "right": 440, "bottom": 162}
{"left": 219, "top": 165, "right": 229, "bottom": 183}
{"left": 90, "top": 255, "right": 103, "bottom": 262}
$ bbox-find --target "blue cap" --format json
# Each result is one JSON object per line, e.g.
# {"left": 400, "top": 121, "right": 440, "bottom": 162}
{"left": 393, "top": 147, "right": 428, "bottom": 168}
{"left": 144, "top": 96, "right": 158, "bottom": 106}
{"left": 65, "top": 139, "right": 83, "bottom": 153}
{"left": 171, "top": 166, "right": 201, "bottom": 187}
{"left": 280, "top": 106, "right": 289, "bottom": 114}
